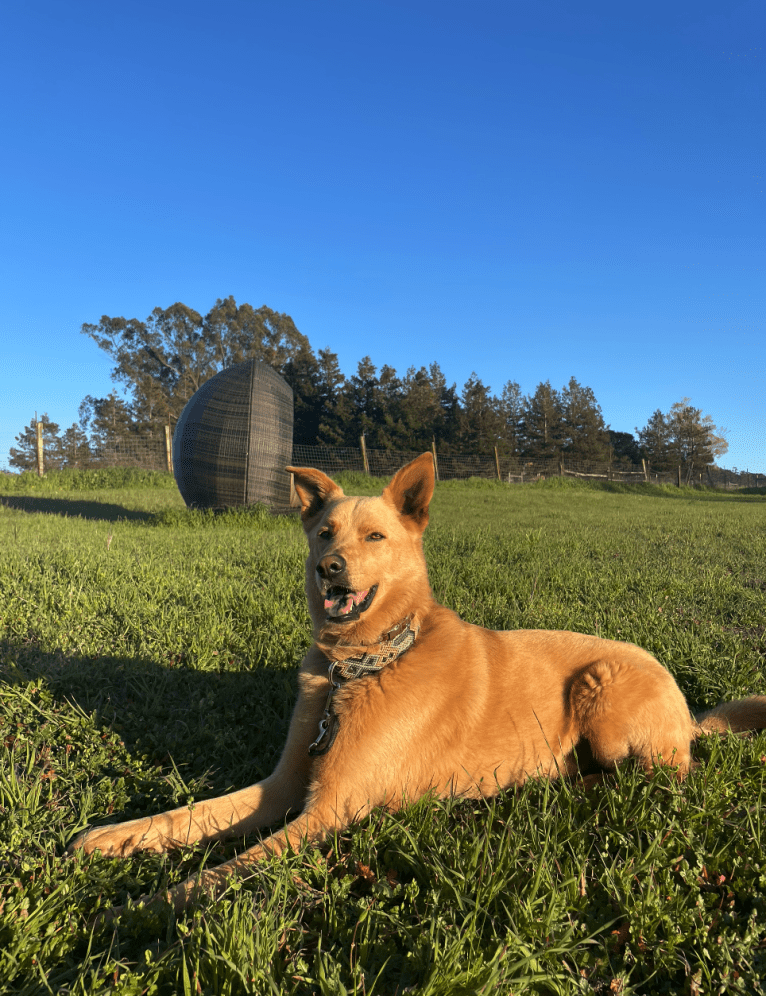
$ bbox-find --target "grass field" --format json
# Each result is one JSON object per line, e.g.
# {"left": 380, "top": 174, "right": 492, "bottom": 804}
{"left": 1, "top": 468, "right": 765, "bottom": 995}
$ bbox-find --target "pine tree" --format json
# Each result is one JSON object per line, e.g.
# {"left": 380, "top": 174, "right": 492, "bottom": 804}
{"left": 458, "top": 374, "right": 503, "bottom": 453}
{"left": 54, "top": 424, "right": 92, "bottom": 468}
{"left": 9, "top": 415, "right": 62, "bottom": 471}
{"left": 561, "top": 377, "right": 609, "bottom": 461}
{"left": 315, "top": 348, "right": 350, "bottom": 446}
{"left": 636, "top": 409, "right": 672, "bottom": 469}
{"left": 79, "top": 393, "right": 137, "bottom": 447}
{"left": 520, "top": 382, "right": 563, "bottom": 458}
{"left": 636, "top": 400, "right": 727, "bottom": 474}
{"left": 498, "top": 381, "right": 523, "bottom": 458}
{"left": 392, "top": 366, "right": 445, "bottom": 451}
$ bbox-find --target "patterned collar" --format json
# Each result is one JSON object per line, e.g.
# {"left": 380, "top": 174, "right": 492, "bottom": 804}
{"left": 309, "top": 617, "right": 419, "bottom": 756}
{"left": 331, "top": 616, "right": 418, "bottom": 680}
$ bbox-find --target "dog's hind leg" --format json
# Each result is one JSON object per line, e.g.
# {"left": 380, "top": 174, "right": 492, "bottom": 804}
{"left": 569, "top": 657, "right": 696, "bottom": 777}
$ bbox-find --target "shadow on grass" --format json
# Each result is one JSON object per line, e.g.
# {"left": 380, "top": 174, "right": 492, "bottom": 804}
{"left": 0, "top": 638, "right": 299, "bottom": 798}
{"left": 0, "top": 495, "right": 155, "bottom": 522}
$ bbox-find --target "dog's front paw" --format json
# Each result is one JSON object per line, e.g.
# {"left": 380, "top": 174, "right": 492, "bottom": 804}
{"left": 68, "top": 816, "right": 171, "bottom": 857}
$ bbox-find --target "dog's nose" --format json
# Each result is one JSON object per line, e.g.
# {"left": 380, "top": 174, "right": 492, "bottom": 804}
{"left": 317, "top": 553, "right": 347, "bottom": 580}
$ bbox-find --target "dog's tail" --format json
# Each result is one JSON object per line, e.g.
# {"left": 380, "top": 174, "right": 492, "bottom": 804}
{"left": 695, "top": 695, "right": 766, "bottom": 735}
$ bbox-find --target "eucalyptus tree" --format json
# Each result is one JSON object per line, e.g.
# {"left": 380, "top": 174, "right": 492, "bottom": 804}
{"left": 81, "top": 297, "right": 321, "bottom": 440}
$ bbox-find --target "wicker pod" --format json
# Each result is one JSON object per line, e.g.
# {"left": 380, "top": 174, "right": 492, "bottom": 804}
{"left": 172, "top": 360, "right": 293, "bottom": 509}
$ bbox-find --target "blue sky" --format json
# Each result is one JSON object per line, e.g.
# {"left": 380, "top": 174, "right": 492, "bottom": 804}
{"left": 1, "top": 0, "right": 763, "bottom": 470}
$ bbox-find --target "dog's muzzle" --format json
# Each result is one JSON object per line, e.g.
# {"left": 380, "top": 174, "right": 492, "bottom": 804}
{"left": 320, "top": 583, "right": 378, "bottom": 621}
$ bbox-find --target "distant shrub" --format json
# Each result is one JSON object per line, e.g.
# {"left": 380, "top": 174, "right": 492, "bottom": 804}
{"left": 332, "top": 471, "right": 391, "bottom": 491}
{"left": 0, "top": 467, "right": 177, "bottom": 493}
{"left": 438, "top": 477, "right": 506, "bottom": 489}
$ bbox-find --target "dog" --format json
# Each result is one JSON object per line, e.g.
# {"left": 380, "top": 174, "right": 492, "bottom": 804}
{"left": 71, "top": 452, "right": 766, "bottom": 913}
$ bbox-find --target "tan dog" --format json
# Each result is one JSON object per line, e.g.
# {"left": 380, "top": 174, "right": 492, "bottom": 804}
{"left": 71, "top": 452, "right": 766, "bottom": 912}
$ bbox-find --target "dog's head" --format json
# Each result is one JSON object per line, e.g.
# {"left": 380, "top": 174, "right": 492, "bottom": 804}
{"left": 286, "top": 452, "right": 435, "bottom": 644}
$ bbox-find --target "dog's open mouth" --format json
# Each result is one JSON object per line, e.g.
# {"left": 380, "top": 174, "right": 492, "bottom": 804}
{"left": 323, "top": 584, "right": 378, "bottom": 621}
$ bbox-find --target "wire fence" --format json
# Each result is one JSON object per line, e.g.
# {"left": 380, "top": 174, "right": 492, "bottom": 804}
{"left": 15, "top": 431, "right": 766, "bottom": 491}
{"left": 291, "top": 445, "right": 765, "bottom": 490}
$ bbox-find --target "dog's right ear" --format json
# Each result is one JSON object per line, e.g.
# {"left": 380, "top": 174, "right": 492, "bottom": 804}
{"left": 286, "top": 467, "right": 344, "bottom": 522}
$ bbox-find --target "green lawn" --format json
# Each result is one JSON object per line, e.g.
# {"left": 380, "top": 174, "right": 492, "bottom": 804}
{"left": 1, "top": 470, "right": 765, "bottom": 994}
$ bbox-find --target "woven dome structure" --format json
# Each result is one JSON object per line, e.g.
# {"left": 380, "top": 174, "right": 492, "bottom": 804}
{"left": 172, "top": 360, "right": 293, "bottom": 510}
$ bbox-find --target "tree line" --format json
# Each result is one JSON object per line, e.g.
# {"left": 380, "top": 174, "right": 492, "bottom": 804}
{"left": 10, "top": 296, "right": 728, "bottom": 473}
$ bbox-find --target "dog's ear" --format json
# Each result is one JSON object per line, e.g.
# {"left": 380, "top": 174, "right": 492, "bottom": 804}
{"left": 382, "top": 452, "right": 435, "bottom": 531}
{"left": 286, "top": 467, "right": 344, "bottom": 522}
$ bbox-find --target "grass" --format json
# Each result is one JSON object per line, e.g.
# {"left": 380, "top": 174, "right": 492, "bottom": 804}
{"left": 1, "top": 469, "right": 766, "bottom": 993}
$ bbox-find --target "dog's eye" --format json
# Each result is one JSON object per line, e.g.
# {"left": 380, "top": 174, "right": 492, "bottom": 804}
{"left": 367, "top": 532, "right": 385, "bottom": 542}
{"left": 317, "top": 527, "right": 332, "bottom": 539}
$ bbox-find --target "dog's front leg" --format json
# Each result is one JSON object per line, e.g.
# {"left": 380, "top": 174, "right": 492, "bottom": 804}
{"left": 69, "top": 666, "right": 328, "bottom": 859}
{"left": 163, "top": 757, "right": 383, "bottom": 912}
{"left": 161, "top": 805, "right": 340, "bottom": 911}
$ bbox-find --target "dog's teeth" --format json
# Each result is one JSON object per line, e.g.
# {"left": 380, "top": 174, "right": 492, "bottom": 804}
{"left": 324, "top": 587, "right": 372, "bottom": 618}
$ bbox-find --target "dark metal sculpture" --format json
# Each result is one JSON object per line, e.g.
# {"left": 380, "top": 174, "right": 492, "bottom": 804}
{"left": 172, "top": 360, "right": 293, "bottom": 509}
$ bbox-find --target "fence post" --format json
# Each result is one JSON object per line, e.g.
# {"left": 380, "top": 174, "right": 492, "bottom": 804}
{"left": 35, "top": 417, "right": 44, "bottom": 477}
{"left": 494, "top": 446, "right": 501, "bottom": 481}
{"left": 677, "top": 466, "right": 682, "bottom": 488}
{"left": 641, "top": 458, "right": 648, "bottom": 482}
{"left": 558, "top": 458, "right": 564, "bottom": 477}
{"left": 164, "top": 425, "right": 174, "bottom": 474}
{"left": 359, "top": 435, "right": 370, "bottom": 475}
{"left": 431, "top": 439, "right": 439, "bottom": 482}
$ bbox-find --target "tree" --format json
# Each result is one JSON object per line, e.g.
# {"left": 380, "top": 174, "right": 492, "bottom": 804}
{"left": 608, "top": 430, "right": 641, "bottom": 467}
{"left": 344, "top": 357, "right": 390, "bottom": 447}
{"left": 53, "top": 424, "right": 92, "bottom": 468}
{"left": 498, "top": 381, "right": 523, "bottom": 458}
{"left": 636, "top": 409, "right": 672, "bottom": 469}
{"left": 458, "top": 374, "right": 503, "bottom": 453}
{"left": 9, "top": 415, "right": 62, "bottom": 471}
{"left": 666, "top": 399, "right": 728, "bottom": 475}
{"left": 81, "top": 297, "right": 320, "bottom": 438}
{"left": 434, "top": 366, "right": 461, "bottom": 452}
{"left": 388, "top": 365, "right": 443, "bottom": 451}
{"left": 81, "top": 303, "right": 208, "bottom": 428}
{"left": 79, "top": 392, "right": 138, "bottom": 445}
{"left": 315, "top": 348, "right": 351, "bottom": 446}
{"left": 636, "top": 399, "right": 728, "bottom": 474}
{"left": 560, "top": 377, "right": 609, "bottom": 461}
{"left": 520, "top": 382, "right": 564, "bottom": 458}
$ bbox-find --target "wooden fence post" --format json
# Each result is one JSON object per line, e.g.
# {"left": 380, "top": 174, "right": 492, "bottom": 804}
{"left": 558, "top": 458, "right": 564, "bottom": 477}
{"left": 494, "top": 446, "right": 501, "bottom": 481}
{"left": 35, "top": 417, "right": 44, "bottom": 477}
{"left": 164, "top": 425, "right": 173, "bottom": 474}
{"left": 641, "top": 458, "right": 648, "bottom": 482}
{"left": 677, "top": 466, "right": 682, "bottom": 488}
{"left": 431, "top": 439, "right": 439, "bottom": 482}
{"left": 360, "top": 435, "right": 369, "bottom": 475}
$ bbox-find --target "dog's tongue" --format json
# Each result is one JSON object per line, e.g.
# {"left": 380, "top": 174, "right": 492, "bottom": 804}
{"left": 324, "top": 589, "right": 369, "bottom": 617}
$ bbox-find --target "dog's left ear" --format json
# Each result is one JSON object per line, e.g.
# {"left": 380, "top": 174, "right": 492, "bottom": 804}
{"left": 286, "top": 467, "right": 344, "bottom": 522}
{"left": 382, "top": 452, "right": 435, "bottom": 531}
